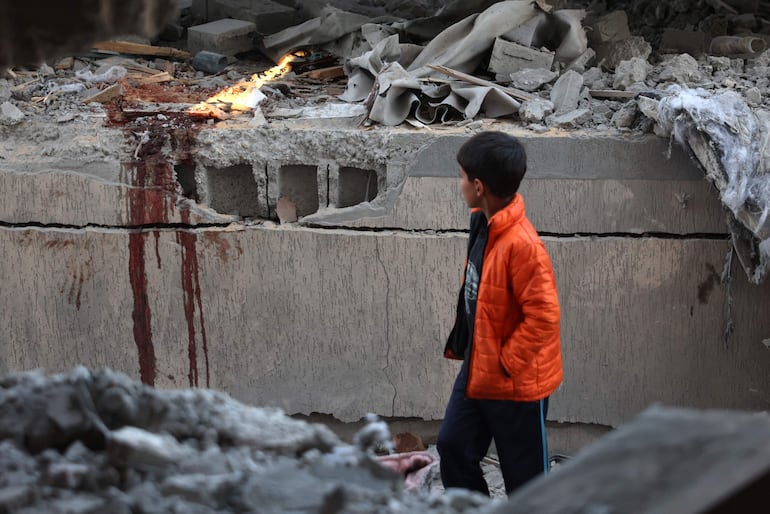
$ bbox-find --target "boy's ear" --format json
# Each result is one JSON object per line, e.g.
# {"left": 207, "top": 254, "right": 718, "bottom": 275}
{"left": 473, "top": 178, "right": 484, "bottom": 197}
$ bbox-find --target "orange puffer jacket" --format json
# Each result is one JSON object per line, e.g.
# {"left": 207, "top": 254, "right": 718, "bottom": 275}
{"left": 444, "top": 194, "right": 562, "bottom": 401}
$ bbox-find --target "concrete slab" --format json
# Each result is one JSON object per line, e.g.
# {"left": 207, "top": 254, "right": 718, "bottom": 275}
{"left": 1, "top": 226, "right": 769, "bottom": 427}
{"left": 496, "top": 405, "right": 770, "bottom": 514}
{"left": 187, "top": 18, "right": 256, "bottom": 57}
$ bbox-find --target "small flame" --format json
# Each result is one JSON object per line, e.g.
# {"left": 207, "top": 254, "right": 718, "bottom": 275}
{"left": 191, "top": 52, "right": 300, "bottom": 117}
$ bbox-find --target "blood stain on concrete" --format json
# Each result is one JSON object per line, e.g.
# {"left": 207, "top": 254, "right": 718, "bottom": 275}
{"left": 179, "top": 209, "right": 210, "bottom": 388}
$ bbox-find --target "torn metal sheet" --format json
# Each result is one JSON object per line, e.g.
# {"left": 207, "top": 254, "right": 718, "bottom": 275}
{"left": 337, "top": 1, "right": 586, "bottom": 126}
{"left": 653, "top": 86, "right": 770, "bottom": 283}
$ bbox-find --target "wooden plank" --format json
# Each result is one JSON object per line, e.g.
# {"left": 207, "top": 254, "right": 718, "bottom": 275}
{"left": 135, "top": 72, "right": 174, "bottom": 85}
{"left": 589, "top": 89, "right": 638, "bottom": 99}
{"left": 92, "top": 41, "right": 190, "bottom": 60}
{"left": 299, "top": 65, "right": 345, "bottom": 81}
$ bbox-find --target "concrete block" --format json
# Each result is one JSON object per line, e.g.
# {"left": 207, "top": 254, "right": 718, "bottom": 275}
{"left": 488, "top": 37, "right": 555, "bottom": 80}
{"left": 187, "top": 18, "right": 256, "bottom": 57}
{"left": 211, "top": 0, "right": 297, "bottom": 36}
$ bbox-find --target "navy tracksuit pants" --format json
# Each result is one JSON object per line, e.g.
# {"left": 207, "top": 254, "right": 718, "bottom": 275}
{"left": 436, "top": 367, "right": 550, "bottom": 496}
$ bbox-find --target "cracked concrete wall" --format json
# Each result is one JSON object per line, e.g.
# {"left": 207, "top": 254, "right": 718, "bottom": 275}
{"left": 1, "top": 122, "right": 769, "bottom": 437}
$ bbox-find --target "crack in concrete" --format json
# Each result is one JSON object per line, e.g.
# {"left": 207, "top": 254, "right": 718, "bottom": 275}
{"left": 0, "top": 219, "right": 733, "bottom": 243}
{"left": 374, "top": 238, "right": 397, "bottom": 417}
{"left": 0, "top": 221, "right": 234, "bottom": 231}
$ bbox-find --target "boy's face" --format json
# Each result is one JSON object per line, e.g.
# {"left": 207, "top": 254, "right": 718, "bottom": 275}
{"left": 459, "top": 167, "right": 481, "bottom": 209}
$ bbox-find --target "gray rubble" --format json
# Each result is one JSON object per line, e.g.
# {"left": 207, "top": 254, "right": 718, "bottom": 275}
{"left": 0, "top": 368, "right": 496, "bottom": 514}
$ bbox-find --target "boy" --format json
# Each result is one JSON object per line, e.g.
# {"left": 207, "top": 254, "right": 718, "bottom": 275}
{"left": 437, "top": 131, "right": 562, "bottom": 496}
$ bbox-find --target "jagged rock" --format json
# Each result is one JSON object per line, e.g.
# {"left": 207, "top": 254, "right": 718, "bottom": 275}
{"left": 0, "top": 102, "right": 24, "bottom": 126}
{"left": 519, "top": 98, "right": 554, "bottom": 123}
{"left": 509, "top": 68, "right": 558, "bottom": 92}
{"left": 550, "top": 70, "right": 584, "bottom": 114}
{"left": 658, "top": 54, "right": 701, "bottom": 84}
{"left": 611, "top": 101, "right": 639, "bottom": 128}
{"left": 546, "top": 108, "right": 592, "bottom": 128}
{"left": 613, "top": 58, "right": 652, "bottom": 90}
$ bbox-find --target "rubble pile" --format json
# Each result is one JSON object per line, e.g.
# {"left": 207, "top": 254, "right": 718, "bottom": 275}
{"left": 0, "top": 368, "right": 494, "bottom": 514}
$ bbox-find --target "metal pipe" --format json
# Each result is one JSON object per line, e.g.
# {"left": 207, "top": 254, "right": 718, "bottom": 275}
{"left": 709, "top": 36, "right": 767, "bottom": 56}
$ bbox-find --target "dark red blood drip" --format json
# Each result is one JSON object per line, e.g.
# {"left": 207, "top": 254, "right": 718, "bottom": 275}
{"left": 179, "top": 208, "right": 210, "bottom": 388}
{"left": 129, "top": 232, "right": 155, "bottom": 385}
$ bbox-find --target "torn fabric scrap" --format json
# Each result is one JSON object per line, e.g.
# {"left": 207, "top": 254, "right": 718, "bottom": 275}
{"left": 655, "top": 86, "right": 770, "bottom": 283}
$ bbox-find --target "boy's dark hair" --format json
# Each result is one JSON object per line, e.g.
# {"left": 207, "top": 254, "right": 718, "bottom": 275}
{"left": 456, "top": 131, "right": 527, "bottom": 198}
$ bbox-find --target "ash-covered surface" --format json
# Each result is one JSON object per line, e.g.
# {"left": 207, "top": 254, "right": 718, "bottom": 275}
{"left": 0, "top": 368, "right": 495, "bottom": 514}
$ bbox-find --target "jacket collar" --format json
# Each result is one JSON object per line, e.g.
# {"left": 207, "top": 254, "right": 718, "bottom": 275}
{"left": 487, "top": 193, "right": 525, "bottom": 244}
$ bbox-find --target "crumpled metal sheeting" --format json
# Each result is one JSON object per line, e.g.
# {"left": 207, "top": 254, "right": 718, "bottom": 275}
{"left": 405, "top": 1, "right": 542, "bottom": 78}
{"left": 355, "top": 60, "right": 521, "bottom": 126}
{"left": 656, "top": 86, "right": 770, "bottom": 283}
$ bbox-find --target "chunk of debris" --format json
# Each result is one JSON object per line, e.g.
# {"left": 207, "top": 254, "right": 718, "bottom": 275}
{"left": 546, "top": 108, "right": 591, "bottom": 128}
{"left": 488, "top": 37, "right": 555, "bottom": 81}
{"left": 0, "top": 102, "right": 25, "bottom": 125}
{"left": 613, "top": 57, "right": 653, "bottom": 90}
{"left": 550, "top": 69, "right": 584, "bottom": 114}
{"left": 509, "top": 68, "right": 558, "bottom": 92}
{"left": 658, "top": 54, "right": 701, "bottom": 84}
{"left": 519, "top": 97, "right": 554, "bottom": 123}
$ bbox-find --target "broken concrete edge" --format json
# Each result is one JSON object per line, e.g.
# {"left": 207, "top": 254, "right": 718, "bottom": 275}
{"left": 494, "top": 404, "right": 770, "bottom": 514}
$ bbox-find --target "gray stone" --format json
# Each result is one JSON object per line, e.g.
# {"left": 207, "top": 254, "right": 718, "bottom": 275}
{"left": 613, "top": 58, "right": 652, "bottom": 90}
{"left": 509, "top": 68, "right": 558, "bottom": 92}
{"left": 108, "top": 427, "right": 193, "bottom": 469}
{"left": 546, "top": 108, "right": 592, "bottom": 128}
{"left": 519, "top": 98, "right": 554, "bottom": 123}
{"left": 611, "top": 101, "right": 638, "bottom": 128}
{"left": 636, "top": 96, "right": 660, "bottom": 122}
{"left": 0, "top": 80, "right": 10, "bottom": 103}
{"left": 566, "top": 48, "right": 596, "bottom": 74}
{"left": 550, "top": 70, "right": 584, "bottom": 114}
{"left": 581, "top": 67, "right": 606, "bottom": 89}
{"left": 0, "top": 485, "right": 34, "bottom": 512}
{"left": 745, "top": 87, "right": 762, "bottom": 106}
{"left": 0, "top": 102, "right": 25, "bottom": 126}
{"left": 658, "top": 54, "right": 701, "bottom": 84}
{"left": 708, "top": 56, "right": 732, "bottom": 72}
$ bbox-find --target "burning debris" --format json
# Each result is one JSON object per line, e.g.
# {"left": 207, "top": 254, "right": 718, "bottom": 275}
{"left": 0, "top": 367, "right": 492, "bottom": 514}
